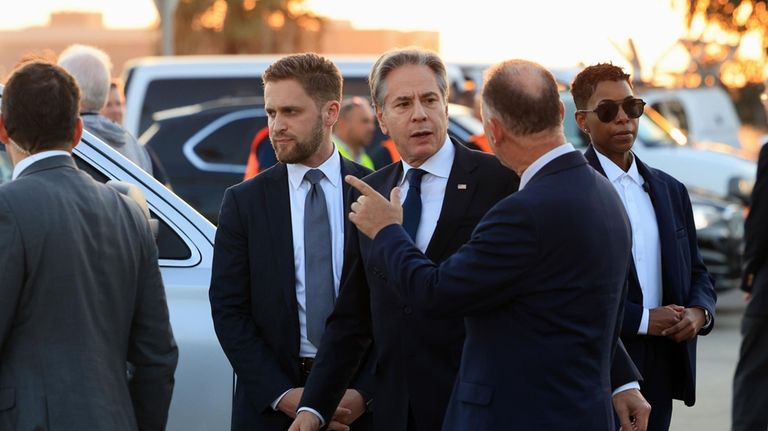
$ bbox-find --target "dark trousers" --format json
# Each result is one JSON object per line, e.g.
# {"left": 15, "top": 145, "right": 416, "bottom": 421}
{"left": 616, "top": 337, "right": 673, "bottom": 431}
{"left": 733, "top": 315, "right": 768, "bottom": 431}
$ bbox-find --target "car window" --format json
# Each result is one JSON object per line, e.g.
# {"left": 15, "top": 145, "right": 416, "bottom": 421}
{"left": 138, "top": 76, "right": 372, "bottom": 138}
{"left": 73, "top": 155, "right": 192, "bottom": 261}
{"left": 194, "top": 115, "right": 266, "bottom": 166}
{"left": 651, "top": 100, "right": 689, "bottom": 133}
{"left": 140, "top": 77, "right": 263, "bottom": 136}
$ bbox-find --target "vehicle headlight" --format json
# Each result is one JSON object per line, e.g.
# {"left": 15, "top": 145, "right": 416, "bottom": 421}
{"left": 723, "top": 203, "right": 745, "bottom": 238}
{"left": 692, "top": 203, "right": 723, "bottom": 230}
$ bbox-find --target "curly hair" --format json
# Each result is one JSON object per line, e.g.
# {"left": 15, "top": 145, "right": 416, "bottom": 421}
{"left": 570, "top": 63, "right": 631, "bottom": 110}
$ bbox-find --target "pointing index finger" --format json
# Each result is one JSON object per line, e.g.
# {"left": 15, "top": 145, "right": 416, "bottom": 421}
{"left": 345, "top": 175, "right": 375, "bottom": 196}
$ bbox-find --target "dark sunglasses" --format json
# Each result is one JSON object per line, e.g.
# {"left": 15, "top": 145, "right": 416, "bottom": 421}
{"left": 577, "top": 98, "right": 646, "bottom": 123}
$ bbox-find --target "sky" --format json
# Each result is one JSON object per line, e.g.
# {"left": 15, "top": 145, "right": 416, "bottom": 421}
{"left": 0, "top": 0, "right": 691, "bottom": 71}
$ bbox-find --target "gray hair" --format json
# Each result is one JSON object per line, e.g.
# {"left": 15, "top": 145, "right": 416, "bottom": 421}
{"left": 58, "top": 44, "right": 112, "bottom": 112}
{"left": 369, "top": 48, "right": 448, "bottom": 109}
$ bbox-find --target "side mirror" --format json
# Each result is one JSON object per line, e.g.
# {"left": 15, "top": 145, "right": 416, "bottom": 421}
{"left": 728, "top": 176, "right": 754, "bottom": 206}
{"left": 106, "top": 180, "right": 159, "bottom": 239}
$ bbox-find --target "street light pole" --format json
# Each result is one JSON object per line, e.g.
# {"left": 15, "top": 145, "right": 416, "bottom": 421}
{"left": 153, "top": 0, "right": 179, "bottom": 56}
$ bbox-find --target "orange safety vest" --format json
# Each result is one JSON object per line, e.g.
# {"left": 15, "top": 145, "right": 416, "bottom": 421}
{"left": 469, "top": 134, "right": 493, "bottom": 153}
{"left": 381, "top": 138, "right": 401, "bottom": 163}
{"left": 244, "top": 127, "right": 270, "bottom": 180}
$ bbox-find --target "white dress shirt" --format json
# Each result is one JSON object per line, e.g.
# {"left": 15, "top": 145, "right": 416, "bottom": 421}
{"left": 595, "top": 150, "right": 662, "bottom": 335}
{"left": 273, "top": 149, "right": 346, "bottom": 412}
{"left": 12, "top": 150, "right": 71, "bottom": 180}
{"left": 518, "top": 143, "right": 576, "bottom": 191}
{"left": 286, "top": 149, "right": 345, "bottom": 358}
{"left": 295, "top": 137, "right": 455, "bottom": 423}
{"left": 398, "top": 136, "right": 455, "bottom": 252}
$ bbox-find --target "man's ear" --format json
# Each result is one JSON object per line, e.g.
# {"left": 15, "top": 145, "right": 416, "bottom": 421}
{"left": 71, "top": 117, "right": 83, "bottom": 150}
{"left": 325, "top": 100, "right": 340, "bottom": 128}
{"left": 487, "top": 116, "right": 505, "bottom": 150}
{"left": 375, "top": 105, "right": 388, "bottom": 135}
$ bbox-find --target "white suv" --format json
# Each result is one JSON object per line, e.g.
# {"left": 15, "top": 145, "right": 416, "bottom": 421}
{"left": 121, "top": 54, "right": 466, "bottom": 138}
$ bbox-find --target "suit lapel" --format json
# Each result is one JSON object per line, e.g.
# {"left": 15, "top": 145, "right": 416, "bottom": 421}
{"left": 425, "top": 141, "right": 478, "bottom": 259}
{"left": 340, "top": 157, "right": 368, "bottom": 254}
{"left": 585, "top": 145, "right": 645, "bottom": 304}
{"left": 636, "top": 158, "right": 679, "bottom": 304}
{"left": 263, "top": 163, "right": 299, "bottom": 314}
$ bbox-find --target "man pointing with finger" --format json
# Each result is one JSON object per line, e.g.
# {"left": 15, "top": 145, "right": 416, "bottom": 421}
{"left": 335, "top": 59, "right": 646, "bottom": 430}
{"left": 290, "top": 53, "right": 649, "bottom": 431}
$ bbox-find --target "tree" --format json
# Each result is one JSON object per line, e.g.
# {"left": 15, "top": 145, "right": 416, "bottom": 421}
{"left": 682, "top": 0, "right": 768, "bottom": 128}
{"left": 173, "top": 0, "right": 326, "bottom": 54}
{"left": 683, "top": 0, "right": 768, "bottom": 85}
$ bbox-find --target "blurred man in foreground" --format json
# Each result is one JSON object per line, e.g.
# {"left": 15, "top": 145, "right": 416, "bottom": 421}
{"left": 0, "top": 60, "right": 177, "bottom": 430}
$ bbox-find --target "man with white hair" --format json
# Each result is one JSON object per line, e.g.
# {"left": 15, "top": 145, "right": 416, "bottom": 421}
{"left": 58, "top": 44, "right": 153, "bottom": 174}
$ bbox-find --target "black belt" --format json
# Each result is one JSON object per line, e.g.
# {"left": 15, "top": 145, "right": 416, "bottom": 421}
{"left": 299, "top": 357, "right": 315, "bottom": 374}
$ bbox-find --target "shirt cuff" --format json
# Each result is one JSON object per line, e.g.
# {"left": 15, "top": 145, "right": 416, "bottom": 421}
{"left": 297, "top": 407, "right": 326, "bottom": 428}
{"left": 271, "top": 389, "right": 293, "bottom": 411}
{"left": 637, "top": 308, "right": 650, "bottom": 335}
{"left": 612, "top": 381, "right": 641, "bottom": 397}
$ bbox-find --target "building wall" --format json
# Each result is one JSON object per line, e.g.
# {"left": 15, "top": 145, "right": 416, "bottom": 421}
{"left": 0, "top": 12, "right": 160, "bottom": 80}
{"left": 0, "top": 13, "right": 437, "bottom": 81}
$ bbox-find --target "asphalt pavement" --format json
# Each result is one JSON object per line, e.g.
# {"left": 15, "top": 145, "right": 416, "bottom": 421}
{"left": 670, "top": 287, "right": 746, "bottom": 430}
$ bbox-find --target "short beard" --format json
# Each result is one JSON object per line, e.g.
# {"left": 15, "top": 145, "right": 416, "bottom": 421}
{"left": 272, "top": 115, "right": 325, "bottom": 164}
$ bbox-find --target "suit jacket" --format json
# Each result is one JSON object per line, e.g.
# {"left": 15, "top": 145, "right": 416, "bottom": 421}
{"left": 585, "top": 145, "right": 717, "bottom": 406}
{"left": 367, "top": 150, "right": 633, "bottom": 430}
{"left": 301, "top": 141, "right": 518, "bottom": 430}
{"left": 743, "top": 143, "right": 768, "bottom": 317}
{"left": 0, "top": 155, "right": 178, "bottom": 431}
{"left": 209, "top": 155, "right": 373, "bottom": 431}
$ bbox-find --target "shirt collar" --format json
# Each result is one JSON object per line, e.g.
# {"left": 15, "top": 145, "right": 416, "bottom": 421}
{"left": 12, "top": 150, "right": 71, "bottom": 180}
{"left": 398, "top": 135, "right": 454, "bottom": 186}
{"left": 286, "top": 145, "right": 342, "bottom": 190}
{"left": 518, "top": 143, "right": 575, "bottom": 190}
{"left": 594, "top": 149, "right": 643, "bottom": 186}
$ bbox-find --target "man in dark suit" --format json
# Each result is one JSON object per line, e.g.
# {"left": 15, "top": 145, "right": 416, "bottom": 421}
{"left": 291, "top": 48, "right": 518, "bottom": 431}
{"left": 0, "top": 61, "right": 178, "bottom": 430}
{"left": 292, "top": 57, "right": 651, "bottom": 431}
{"left": 732, "top": 141, "right": 768, "bottom": 430}
{"left": 572, "top": 63, "right": 717, "bottom": 431}
{"left": 209, "top": 53, "right": 372, "bottom": 431}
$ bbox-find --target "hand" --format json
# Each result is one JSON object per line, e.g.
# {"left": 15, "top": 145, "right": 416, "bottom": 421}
{"left": 612, "top": 388, "right": 651, "bottom": 431}
{"left": 647, "top": 305, "right": 684, "bottom": 336}
{"left": 744, "top": 292, "right": 752, "bottom": 302}
{"left": 335, "top": 389, "right": 366, "bottom": 425}
{"left": 345, "top": 175, "right": 402, "bottom": 239}
{"left": 288, "top": 411, "right": 321, "bottom": 431}
{"left": 277, "top": 388, "right": 304, "bottom": 419}
{"left": 288, "top": 411, "right": 353, "bottom": 431}
{"left": 662, "top": 307, "right": 707, "bottom": 342}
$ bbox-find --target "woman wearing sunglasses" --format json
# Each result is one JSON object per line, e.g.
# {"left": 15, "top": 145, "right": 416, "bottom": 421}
{"left": 570, "top": 63, "right": 717, "bottom": 431}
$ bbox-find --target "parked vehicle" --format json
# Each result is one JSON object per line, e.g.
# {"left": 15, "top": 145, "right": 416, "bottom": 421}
{"left": 0, "top": 86, "right": 232, "bottom": 430}
{"left": 122, "top": 55, "right": 465, "bottom": 139}
{"left": 140, "top": 98, "right": 484, "bottom": 223}
{"left": 640, "top": 86, "right": 744, "bottom": 153}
